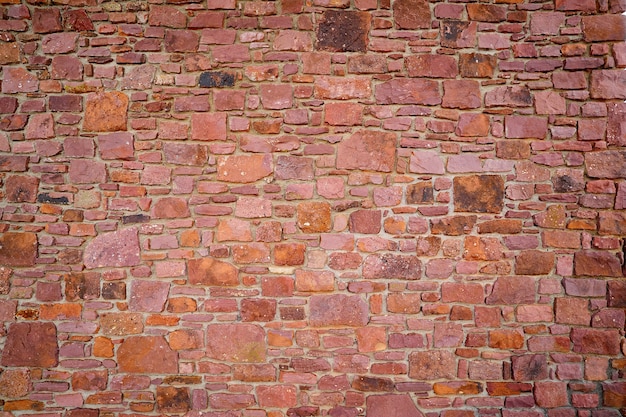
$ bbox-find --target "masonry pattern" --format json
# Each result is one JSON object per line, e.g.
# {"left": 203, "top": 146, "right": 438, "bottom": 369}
{"left": 0, "top": 0, "right": 625, "bottom": 416}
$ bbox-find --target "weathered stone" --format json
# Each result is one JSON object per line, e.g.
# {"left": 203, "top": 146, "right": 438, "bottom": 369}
{"left": 393, "top": 0, "right": 430, "bottom": 29}
{"left": 199, "top": 71, "right": 235, "bottom": 87}
{"left": 33, "top": 7, "right": 63, "bottom": 33}
{"left": 505, "top": 116, "right": 548, "bottom": 139}
{"left": 0, "top": 369, "right": 30, "bottom": 398}
{"left": 453, "top": 175, "right": 504, "bottom": 213}
{"left": 486, "top": 276, "right": 536, "bottom": 305}
{"left": 149, "top": 5, "right": 187, "bottom": 28}
{"left": 375, "top": 78, "right": 441, "bottom": 105}
{"left": 467, "top": 4, "right": 507, "bottom": 22}
{"left": 457, "top": 113, "right": 490, "bottom": 137}
{"left": 317, "top": 10, "right": 370, "bottom": 52}
{"left": 1, "top": 322, "right": 58, "bottom": 367}
{"left": 515, "top": 250, "right": 555, "bottom": 275}
{"left": 459, "top": 53, "right": 497, "bottom": 78}
{"left": 64, "top": 9, "right": 94, "bottom": 31}
{"left": 217, "top": 154, "right": 273, "bottom": 183}
{"left": 118, "top": 336, "right": 178, "bottom": 373}
{"left": 0, "top": 42, "right": 20, "bottom": 64}
{"left": 157, "top": 386, "right": 190, "bottom": 413}
{"left": 590, "top": 70, "right": 626, "bottom": 99}
{"left": 534, "top": 382, "right": 568, "bottom": 408}
{"left": 297, "top": 201, "right": 332, "bottom": 233}
{"left": 574, "top": 250, "right": 623, "bottom": 277}
{"left": 98, "top": 132, "right": 134, "bottom": 160}
{"left": 582, "top": 15, "right": 626, "bottom": 41}
{"left": 607, "top": 103, "right": 626, "bottom": 146}
{"left": 83, "top": 227, "right": 140, "bottom": 269}
{"left": 349, "top": 209, "right": 382, "bottom": 234}
{"left": 206, "top": 324, "right": 266, "bottom": 362}
{"left": 310, "top": 294, "right": 368, "bottom": 327}
{"left": 69, "top": 159, "right": 106, "bottom": 184}
{"left": 530, "top": 12, "right": 566, "bottom": 35}
{"left": 100, "top": 312, "right": 143, "bottom": 336}
{"left": 442, "top": 80, "right": 481, "bottom": 109}
{"left": 129, "top": 280, "right": 169, "bottom": 312}
{"left": 431, "top": 215, "right": 476, "bottom": 236}
{"left": 485, "top": 85, "right": 532, "bottom": 107}
{"left": 363, "top": 254, "right": 421, "bottom": 280}
{"left": 188, "top": 258, "right": 238, "bottom": 286}
{"left": 442, "top": 22, "right": 477, "bottom": 49}
{"left": 571, "top": 328, "right": 621, "bottom": 355}
{"left": 275, "top": 156, "right": 314, "bottom": 180}
{"left": 6, "top": 175, "right": 39, "bottom": 203}
{"left": 603, "top": 382, "right": 626, "bottom": 408}
{"left": 0, "top": 232, "right": 37, "bottom": 267}
{"left": 1, "top": 67, "right": 38, "bottom": 93}
{"left": 121, "top": 64, "right": 156, "bottom": 90}
{"left": 337, "top": 130, "right": 396, "bottom": 172}
{"left": 83, "top": 91, "right": 128, "bottom": 132}
{"left": 64, "top": 272, "right": 100, "bottom": 301}
{"left": 512, "top": 354, "right": 548, "bottom": 381}
{"left": 407, "top": 182, "right": 434, "bottom": 204}
{"left": 608, "top": 281, "right": 626, "bottom": 307}
{"left": 51, "top": 56, "right": 83, "bottom": 80}
{"left": 585, "top": 151, "right": 626, "bottom": 178}
{"left": 165, "top": 29, "right": 200, "bottom": 52}
{"left": 241, "top": 298, "right": 277, "bottom": 321}
{"left": 164, "top": 143, "right": 208, "bottom": 166}
{"left": 314, "top": 76, "right": 371, "bottom": 100}
{"left": 406, "top": 55, "right": 458, "bottom": 78}
{"left": 409, "top": 350, "right": 456, "bottom": 380}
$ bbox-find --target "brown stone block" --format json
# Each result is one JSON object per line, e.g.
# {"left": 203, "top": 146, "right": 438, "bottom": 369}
{"left": 83, "top": 91, "right": 128, "bottom": 132}
{"left": 583, "top": 15, "right": 626, "bottom": 41}
{"left": 515, "top": 250, "right": 555, "bottom": 275}
{"left": 188, "top": 258, "right": 238, "bottom": 286}
{"left": 117, "top": 336, "right": 178, "bottom": 373}
{"left": 0, "top": 232, "right": 37, "bottom": 267}
{"left": 316, "top": 10, "right": 370, "bottom": 52}
{"left": 459, "top": 53, "right": 496, "bottom": 78}
{"left": 454, "top": 175, "right": 504, "bottom": 214}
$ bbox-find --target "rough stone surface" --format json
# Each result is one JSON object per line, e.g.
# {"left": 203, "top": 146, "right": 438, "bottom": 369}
{"left": 83, "top": 227, "right": 140, "bottom": 269}
{"left": 0, "top": 3, "right": 623, "bottom": 415}
{"left": 206, "top": 324, "right": 266, "bottom": 362}
{"left": 83, "top": 91, "right": 128, "bottom": 132}
{"left": 1, "top": 322, "right": 58, "bottom": 367}
{"left": 117, "top": 336, "right": 178, "bottom": 373}
{"left": 0, "top": 232, "right": 37, "bottom": 267}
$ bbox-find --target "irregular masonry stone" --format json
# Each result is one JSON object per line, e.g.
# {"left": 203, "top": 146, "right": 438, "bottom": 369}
{"left": 206, "top": 324, "right": 266, "bottom": 362}
{"left": 117, "top": 336, "right": 178, "bottom": 373}
{"left": 0, "top": 232, "right": 37, "bottom": 267}
{"left": 1, "top": 322, "right": 58, "bottom": 367}
{"left": 83, "top": 227, "right": 140, "bottom": 269}
{"left": 337, "top": 130, "right": 396, "bottom": 172}
{"left": 309, "top": 294, "right": 368, "bottom": 327}
{"left": 316, "top": 10, "right": 370, "bottom": 52}
{"left": 83, "top": 91, "right": 128, "bottom": 132}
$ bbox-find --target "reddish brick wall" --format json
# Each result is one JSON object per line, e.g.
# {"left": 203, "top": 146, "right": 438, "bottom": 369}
{"left": 0, "top": 0, "right": 625, "bottom": 415}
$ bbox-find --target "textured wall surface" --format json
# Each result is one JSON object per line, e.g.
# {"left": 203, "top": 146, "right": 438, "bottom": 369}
{"left": 0, "top": 0, "right": 625, "bottom": 415}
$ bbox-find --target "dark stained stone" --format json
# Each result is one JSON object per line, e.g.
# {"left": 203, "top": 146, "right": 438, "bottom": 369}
{"left": 459, "top": 53, "right": 497, "bottom": 78}
{"left": 454, "top": 175, "right": 504, "bottom": 213}
{"left": 199, "top": 71, "right": 235, "bottom": 87}
{"left": 407, "top": 182, "right": 434, "bottom": 204}
{"left": 1, "top": 322, "right": 58, "bottom": 367}
{"left": 37, "top": 193, "right": 69, "bottom": 204}
{"left": 156, "top": 386, "right": 191, "bottom": 413}
{"left": 316, "top": 10, "right": 371, "bottom": 52}
{"left": 431, "top": 215, "right": 477, "bottom": 236}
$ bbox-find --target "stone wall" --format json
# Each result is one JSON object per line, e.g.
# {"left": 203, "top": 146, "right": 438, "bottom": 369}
{"left": 0, "top": 0, "right": 625, "bottom": 415}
